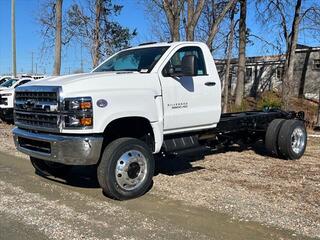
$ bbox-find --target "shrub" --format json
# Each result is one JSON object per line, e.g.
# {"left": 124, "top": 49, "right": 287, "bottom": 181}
{"left": 257, "top": 91, "right": 282, "bottom": 110}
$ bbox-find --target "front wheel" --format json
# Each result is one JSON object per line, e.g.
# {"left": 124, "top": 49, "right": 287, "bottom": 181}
{"left": 97, "top": 137, "right": 155, "bottom": 200}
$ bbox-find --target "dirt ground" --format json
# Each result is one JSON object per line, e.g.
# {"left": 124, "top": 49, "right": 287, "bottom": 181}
{"left": 0, "top": 122, "right": 319, "bottom": 239}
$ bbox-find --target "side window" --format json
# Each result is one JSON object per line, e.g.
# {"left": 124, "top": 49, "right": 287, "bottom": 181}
{"left": 163, "top": 46, "right": 207, "bottom": 76}
{"left": 313, "top": 59, "right": 320, "bottom": 70}
{"left": 245, "top": 67, "right": 252, "bottom": 83}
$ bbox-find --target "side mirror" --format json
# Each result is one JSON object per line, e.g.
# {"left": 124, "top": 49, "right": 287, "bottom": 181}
{"left": 182, "top": 55, "right": 197, "bottom": 76}
{"left": 168, "top": 67, "right": 175, "bottom": 76}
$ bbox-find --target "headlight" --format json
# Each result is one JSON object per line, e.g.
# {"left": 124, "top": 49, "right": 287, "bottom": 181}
{"left": 64, "top": 97, "right": 92, "bottom": 111}
{"left": 63, "top": 97, "right": 93, "bottom": 128}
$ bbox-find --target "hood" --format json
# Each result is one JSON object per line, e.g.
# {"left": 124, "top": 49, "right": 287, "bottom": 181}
{"left": 25, "top": 71, "right": 160, "bottom": 96}
{"left": 0, "top": 88, "right": 13, "bottom": 95}
{"left": 0, "top": 87, "right": 9, "bottom": 91}
{"left": 27, "top": 72, "right": 119, "bottom": 87}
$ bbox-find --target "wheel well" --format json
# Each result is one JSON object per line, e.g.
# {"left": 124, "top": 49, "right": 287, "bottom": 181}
{"left": 102, "top": 117, "right": 155, "bottom": 151}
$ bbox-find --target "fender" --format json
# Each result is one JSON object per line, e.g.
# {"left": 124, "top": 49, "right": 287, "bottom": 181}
{"left": 101, "top": 114, "right": 164, "bottom": 154}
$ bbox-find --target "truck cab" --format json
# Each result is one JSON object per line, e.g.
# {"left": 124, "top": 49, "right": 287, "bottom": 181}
{"left": 12, "top": 42, "right": 307, "bottom": 200}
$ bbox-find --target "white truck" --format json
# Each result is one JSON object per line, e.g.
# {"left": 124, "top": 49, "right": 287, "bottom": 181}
{"left": 13, "top": 42, "right": 307, "bottom": 200}
{"left": 0, "top": 76, "right": 13, "bottom": 86}
{"left": 0, "top": 78, "right": 33, "bottom": 122}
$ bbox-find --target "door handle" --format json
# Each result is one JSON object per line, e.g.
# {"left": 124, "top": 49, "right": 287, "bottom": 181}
{"left": 205, "top": 82, "right": 216, "bottom": 86}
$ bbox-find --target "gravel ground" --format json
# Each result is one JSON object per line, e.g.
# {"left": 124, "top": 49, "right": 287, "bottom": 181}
{"left": 0, "top": 122, "right": 26, "bottom": 159}
{"left": 1, "top": 122, "right": 319, "bottom": 239}
{"left": 152, "top": 134, "right": 320, "bottom": 238}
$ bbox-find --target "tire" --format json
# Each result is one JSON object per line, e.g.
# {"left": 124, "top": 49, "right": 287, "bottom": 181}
{"left": 30, "top": 157, "right": 71, "bottom": 177}
{"left": 97, "top": 137, "right": 155, "bottom": 200}
{"left": 265, "top": 119, "right": 286, "bottom": 157}
{"left": 277, "top": 120, "right": 307, "bottom": 160}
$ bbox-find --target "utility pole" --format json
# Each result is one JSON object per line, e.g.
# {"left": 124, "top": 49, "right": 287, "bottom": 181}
{"left": 11, "top": 0, "right": 17, "bottom": 77}
{"left": 31, "top": 51, "right": 34, "bottom": 74}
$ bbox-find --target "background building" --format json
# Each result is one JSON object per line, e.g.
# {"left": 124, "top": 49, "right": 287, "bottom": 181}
{"left": 216, "top": 44, "right": 320, "bottom": 100}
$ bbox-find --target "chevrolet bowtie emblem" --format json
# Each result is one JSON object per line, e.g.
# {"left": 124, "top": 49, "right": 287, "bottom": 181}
{"left": 24, "top": 99, "right": 36, "bottom": 109}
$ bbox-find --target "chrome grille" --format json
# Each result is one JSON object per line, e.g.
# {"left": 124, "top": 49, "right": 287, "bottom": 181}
{"left": 15, "top": 92, "right": 58, "bottom": 113}
{"left": 15, "top": 92, "right": 57, "bottom": 102}
{"left": 15, "top": 112, "right": 58, "bottom": 128}
{"left": 14, "top": 86, "right": 61, "bottom": 132}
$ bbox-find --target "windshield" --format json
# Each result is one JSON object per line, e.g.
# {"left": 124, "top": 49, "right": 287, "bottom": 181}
{"left": 0, "top": 79, "right": 18, "bottom": 88}
{"left": 94, "top": 46, "right": 169, "bottom": 73}
{"left": 0, "top": 77, "right": 11, "bottom": 85}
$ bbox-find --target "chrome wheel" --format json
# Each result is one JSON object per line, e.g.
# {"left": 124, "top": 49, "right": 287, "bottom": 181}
{"left": 115, "top": 150, "right": 147, "bottom": 191}
{"left": 291, "top": 127, "right": 306, "bottom": 154}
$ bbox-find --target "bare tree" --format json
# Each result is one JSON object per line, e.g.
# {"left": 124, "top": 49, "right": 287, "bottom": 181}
{"left": 149, "top": 0, "right": 185, "bottom": 41}
{"left": 222, "top": 5, "right": 236, "bottom": 113}
{"left": 234, "top": 0, "right": 246, "bottom": 107}
{"left": 67, "top": 1, "right": 136, "bottom": 67}
{"left": 256, "top": 0, "right": 320, "bottom": 109}
{"left": 53, "top": 0, "right": 63, "bottom": 76}
{"left": 39, "top": 0, "right": 76, "bottom": 74}
{"left": 39, "top": 0, "right": 135, "bottom": 69}
{"left": 282, "top": 0, "right": 302, "bottom": 110}
{"left": 205, "top": 0, "right": 238, "bottom": 51}
{"left": 147, "top": 0, "right": 236, "bottom": 47}
{"left": 93, "top": 0, "right": 102, "bottom": 67}
{"left": 146, "top": 0, "right": 184, "bottom": 41}
{"left": 164, "top": 0, "right": 185, "bottom": 41}
{"left": 184, "top": 0, "right": 206, "bottom": 40}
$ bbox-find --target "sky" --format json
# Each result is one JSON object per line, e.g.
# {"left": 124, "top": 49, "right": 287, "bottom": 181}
{"left": 0, "top": 0, "right": 319, "bottom": 76}
{"left": 0, "top": 0, "right": 151, "bottom": 75}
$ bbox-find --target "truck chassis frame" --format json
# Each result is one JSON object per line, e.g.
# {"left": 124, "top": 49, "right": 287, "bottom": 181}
{"left": 162, "top": 109, "right": 305, "bottom": 156}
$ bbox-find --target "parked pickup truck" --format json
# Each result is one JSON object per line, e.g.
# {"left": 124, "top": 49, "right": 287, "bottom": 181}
{"left": 0, "top": 76, "right": 13, "bottom": 86}
{"left": 13, "top": 41, "right": 307, "bottom": 200}
{"left": 0, "top": 78, "right": 33, "bottom": 122}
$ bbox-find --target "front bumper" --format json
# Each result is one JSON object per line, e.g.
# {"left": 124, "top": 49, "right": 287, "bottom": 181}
{"left": 13, "top": 128, "right": 103, "bottom": 165}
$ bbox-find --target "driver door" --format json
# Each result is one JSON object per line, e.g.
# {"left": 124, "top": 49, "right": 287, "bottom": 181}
{"left": 159, "top": 46, "right": 220, "bottom": 132}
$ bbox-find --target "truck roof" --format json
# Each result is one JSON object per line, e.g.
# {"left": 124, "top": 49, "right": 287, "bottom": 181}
{"left": 129, "top": 41, "right": 206, "bottom": 50}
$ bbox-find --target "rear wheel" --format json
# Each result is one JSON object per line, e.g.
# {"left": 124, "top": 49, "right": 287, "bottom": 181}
{"left": 30, "top": 157, "right": 71, "bottom": 177}
{"left": 277, "top": 120, "right": 307, "bottom": 160}
{"left": 97, "top": 137, "right": 155, "bottom": 200}
{"left": 265, "top": 119, "right": 286, "bottom": 157}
